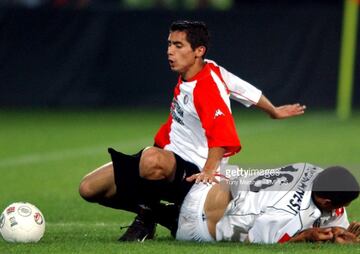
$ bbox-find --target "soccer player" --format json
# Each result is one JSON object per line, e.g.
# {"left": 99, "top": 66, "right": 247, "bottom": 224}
{"left": 79, "top": 20, "right": 305, "bottom": 241}
{"left": 176, "top": 163, "right": 360, "bottom": 243}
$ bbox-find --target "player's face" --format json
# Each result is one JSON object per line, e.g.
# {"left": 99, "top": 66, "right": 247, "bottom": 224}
{"left": 167, "top": 31, "right": 204, "bottom": 79}
{"left": 314, "top": 195, "right": 350, "bottom": 212}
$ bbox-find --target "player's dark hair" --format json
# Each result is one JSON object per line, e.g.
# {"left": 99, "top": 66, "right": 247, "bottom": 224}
{"left": 170, "top": 20, "right": 210, "bottom": 57}
{"left": 312, "top": 166, "right": 359, "bottom": 207}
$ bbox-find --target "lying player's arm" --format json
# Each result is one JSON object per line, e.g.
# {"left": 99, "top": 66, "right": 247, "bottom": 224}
{"left": 332, "top": 226, "right": 360, "bottom": 244}
{"left": 289, "top": 227, "right": 359, "bottom": 244}
{"left": 348, "top": 221, "right": 360, "bottom": 237}
{"left": 255, "top": 94, "right": 306, "bottom": 119}
{"left": 331, "top": 222, "right": 360, "bottom": 244}
{"left": 186, "top": 147, "right": 226, "bottom": 184}
{"left": 288, "top": 228, "right": 334, "bottom": 242}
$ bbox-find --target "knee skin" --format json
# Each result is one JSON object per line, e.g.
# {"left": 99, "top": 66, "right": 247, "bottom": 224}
{"left": 139, "top": 147, "right": 169, "bottom": 180}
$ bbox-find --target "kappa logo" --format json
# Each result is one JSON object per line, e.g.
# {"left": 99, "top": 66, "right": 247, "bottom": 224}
{"left": 214, "top": 109, "right": 224, "bottom": 119}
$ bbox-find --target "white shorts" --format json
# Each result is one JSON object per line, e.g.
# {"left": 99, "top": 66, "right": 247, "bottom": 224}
{"left": 176, "top": 183, "right": 215, "bottom": 242}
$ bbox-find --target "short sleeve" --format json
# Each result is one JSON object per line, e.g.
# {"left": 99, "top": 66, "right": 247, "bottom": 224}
{"left": 248, "top": 209, "right": 301, "bottom": 244}
{"left": 320, "top": 207, "right": 350, "bottom": 229}
{"left": 219, "top": 66, "right": 262, "bottom": 107}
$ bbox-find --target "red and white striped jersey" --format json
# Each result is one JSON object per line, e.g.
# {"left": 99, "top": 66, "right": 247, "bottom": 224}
{"left": 154, "top": 60, "right": 262, "bottom": 169}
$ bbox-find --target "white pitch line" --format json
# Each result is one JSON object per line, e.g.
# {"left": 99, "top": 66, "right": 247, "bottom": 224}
{"left": 0, "top": 137, "right": 151, "bottom": 169}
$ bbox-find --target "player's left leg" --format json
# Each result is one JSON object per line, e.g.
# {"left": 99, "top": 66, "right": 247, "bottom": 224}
{"left": 108, "top": 148, "right": 159, "bottom": 241}
{"left": 79, "top": 162, "right": 116, "bottom": 202}
{"left": 79, "top": 162, "right": 138, "bottom": 213}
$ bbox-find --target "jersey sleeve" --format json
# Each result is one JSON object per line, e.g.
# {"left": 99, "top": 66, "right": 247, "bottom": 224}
{"left": 248, "top": 209, "right": 301, "bottom": 244}
{"left": 219, "top": 66, "right": 262, "bottom": 107}
{"left": 320, "top": 207, "right": 350, "bottom": 229}
{"left": 154, "top": 114, "right": 172, "bottom": 148}
{"left": 193, "top": 79, "right": 241, "bottom": 157}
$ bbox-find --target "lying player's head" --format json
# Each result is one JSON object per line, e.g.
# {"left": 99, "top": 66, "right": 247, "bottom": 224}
{"left": 312, "top": 166, "right": 359, "bottom": 211}
{"left": 169, "top": 20, "right": 210, "bottom": 57}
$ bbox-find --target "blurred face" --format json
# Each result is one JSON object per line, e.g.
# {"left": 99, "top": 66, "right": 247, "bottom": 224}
{"left": 167, "top": 31, "right": 205, "bottom": 79}
{"left": 313, "top": 195, "right": 350, "bottom": 212}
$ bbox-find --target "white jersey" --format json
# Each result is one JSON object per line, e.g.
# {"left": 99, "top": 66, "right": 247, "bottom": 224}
{"left": 154, "top": 60, "right": 262, "bottom": 169}
{"left": 216, "top": 163, "right": 349, "bottom": 243}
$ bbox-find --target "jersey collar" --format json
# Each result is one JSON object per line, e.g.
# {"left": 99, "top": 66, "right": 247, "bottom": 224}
{"left": 180, "top": 62, "right": 210, "bottom": 83}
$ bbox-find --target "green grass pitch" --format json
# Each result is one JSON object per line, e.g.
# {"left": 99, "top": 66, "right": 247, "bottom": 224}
{"left": 0, "top": 108, "right": 359, "bottom": 253}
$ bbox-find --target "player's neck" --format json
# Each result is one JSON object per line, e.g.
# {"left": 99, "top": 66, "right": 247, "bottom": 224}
{"left": 181, "top": 59, "right": 205, "bottom": 81}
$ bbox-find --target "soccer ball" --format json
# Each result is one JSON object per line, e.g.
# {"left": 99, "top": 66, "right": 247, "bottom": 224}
{"left": 0, "top": 202, "right": 45, "bottom": 243}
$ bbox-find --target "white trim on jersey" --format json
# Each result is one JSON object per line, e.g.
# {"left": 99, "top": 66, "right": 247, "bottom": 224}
{"left": 205, "top": 59, "right": 262, "bottom": 107}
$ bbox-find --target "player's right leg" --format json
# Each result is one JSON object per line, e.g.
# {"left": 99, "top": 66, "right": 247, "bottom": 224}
{"left": 138, "top": 146, "right": 201, "bottom": 203}
{"left": 139, "top": 146, "right": 177, "bottom": 181}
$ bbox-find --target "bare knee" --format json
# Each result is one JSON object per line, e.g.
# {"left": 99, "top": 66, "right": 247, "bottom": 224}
{"left": 139, "top": 147, "right": 174, "bottom": 180}
{"left": 79, "top": 177, "right": 98, "bottom": 202}
{"left": 79, "top": 162, "right": 116, "bottom": 202}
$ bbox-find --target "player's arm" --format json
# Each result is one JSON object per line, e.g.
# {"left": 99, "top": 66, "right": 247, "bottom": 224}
{"left": 330, "top": 225, "right": 360, "bottom": 244}
{"left": 187, "top": 75, "right": 241, "bottom": 184}
{"left": 186, "top": 147, "right": 226, "bottom": 184}
{"left": 255, "top": 94, "right": 306, "bottom": 119}
{"left": 248, "top": 208, "right": 334, "bottom": 243}
{"left": 288, "top": 227, "right": 334, "bottom": 242}
{"left": 330, "top": 222, "right": 360, "bottom": 244}
{"left": 217, "top": 64, "right": 306, "bottom": 119}
{"left": 347, "top": 221, "right": 360, "bottom": 237}
{"left": 289, "top": 227, "right": 359, "bottom": 244}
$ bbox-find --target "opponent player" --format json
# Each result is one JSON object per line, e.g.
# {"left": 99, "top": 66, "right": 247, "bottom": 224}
{"left": 176, "top": 163, "right": 360, "bottom": 243}
{"left": 79, "top": 20, "right": 305, "bottom": 241}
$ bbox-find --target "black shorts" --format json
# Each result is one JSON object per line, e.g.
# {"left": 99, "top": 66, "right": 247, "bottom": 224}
{"left": 172, "top": 153, "right": 201, "bottom": 181}
{"left": 109, "top": 147, "right": 200, "bottom": 204}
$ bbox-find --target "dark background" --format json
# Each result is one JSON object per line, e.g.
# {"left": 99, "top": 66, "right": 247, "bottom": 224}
{"left": 0, "top": 1, "right": 359, "bottom": 109}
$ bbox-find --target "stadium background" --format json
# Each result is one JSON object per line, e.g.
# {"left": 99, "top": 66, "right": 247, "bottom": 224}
{"left": 0, "top": 0, "right": 359, "bottom": 253}
{"left": 0, "top": 0, "right": 359, "bottom": 108}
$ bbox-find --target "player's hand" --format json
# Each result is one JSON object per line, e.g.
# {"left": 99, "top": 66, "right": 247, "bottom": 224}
{"left": 290, "top": 228, "right": 333, "bottom": 242}
{"left": 186, "top": 170, "right": 219, "bottom": 184}
{"left": 271, "top": 103, "right": 306, "bottom": 119}
{"left": 306, "top": 227, "right": 334, "bottom": 242}
{"left": 348, "top": 222, "right": 360, "bottom": 237}
{"left": 333, "top": 230, "right": 359, "bottom": 244}
{"left": 331, "top": 226, "right": 346, "bottom": 236}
